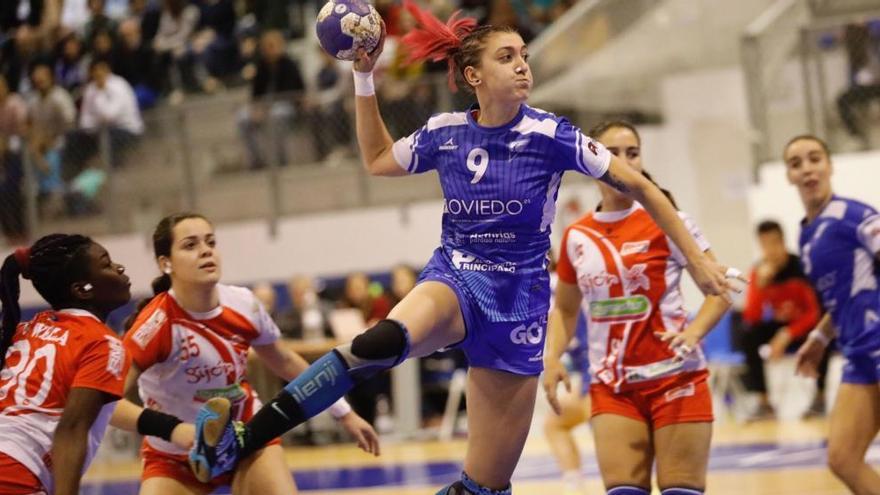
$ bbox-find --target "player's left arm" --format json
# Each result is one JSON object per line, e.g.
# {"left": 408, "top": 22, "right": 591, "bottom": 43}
{"left": 600, "top": 156, "right": 738, "bottom": 302}
{"left": 52, "top": 388, "right": 117, "bottom": 495}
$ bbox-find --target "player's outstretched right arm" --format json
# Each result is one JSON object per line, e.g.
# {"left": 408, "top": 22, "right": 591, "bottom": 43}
{"left": 352, "top": 25, "right": 408, "bottom": 177}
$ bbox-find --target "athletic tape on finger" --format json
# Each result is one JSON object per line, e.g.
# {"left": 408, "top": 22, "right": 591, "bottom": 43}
{"left": 725, "top": 267, "right": 743, "bottom": 279}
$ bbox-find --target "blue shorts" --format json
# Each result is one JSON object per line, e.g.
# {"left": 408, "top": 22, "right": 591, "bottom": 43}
{"left": 419, "top": 254, "right": 547, "bottom": 376}
{"left": 842, "top": 352, "right": 880, "bottom": 384}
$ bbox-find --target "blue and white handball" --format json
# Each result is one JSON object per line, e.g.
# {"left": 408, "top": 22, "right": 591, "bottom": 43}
{"left": 316, "top": 0, "right": 382, "bottom": 61}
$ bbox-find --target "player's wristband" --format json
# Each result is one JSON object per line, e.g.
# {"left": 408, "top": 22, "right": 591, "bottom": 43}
{"left": 353, "top": 70, "right": 375, "bottom": 97}
{"left": 137, "top": 408, "right": 183, "bottom": 442}
{"left": 328, "top": 398, "right": 352, "bottom": 419}
{"left": 808, "top": 329, "right": 831, "bottom": 348}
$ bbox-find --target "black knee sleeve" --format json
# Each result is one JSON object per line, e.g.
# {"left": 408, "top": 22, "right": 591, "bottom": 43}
{"left": 335, "top": 319, "right": 410, "bottom": 381}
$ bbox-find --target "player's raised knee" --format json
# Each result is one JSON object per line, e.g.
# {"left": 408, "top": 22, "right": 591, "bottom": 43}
{"left": 335, "top": 319, "right": 411, "bottom": 380}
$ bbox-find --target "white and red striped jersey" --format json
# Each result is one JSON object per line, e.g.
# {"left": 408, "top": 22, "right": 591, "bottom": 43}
{"left": 557, "top": 203, "right": 711, "bottom": 393}
{"left": 123, "top": 284, "right": 280, "bottom": 456}
{"left": 0, "top": 309, "right": 129, "bottom": 493}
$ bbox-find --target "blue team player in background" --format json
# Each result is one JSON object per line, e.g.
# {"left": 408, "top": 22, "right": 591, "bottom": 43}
{"left": 189, "top": 2, "right": 738, "bottom": 493}
{"left": 787, "top": 135, "right": 880, "bottom": 495}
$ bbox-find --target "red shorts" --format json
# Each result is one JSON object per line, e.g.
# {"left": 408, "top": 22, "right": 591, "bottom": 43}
{"left": 141, "top": 436, "right": 281, "bottom": 489}
{"left": 0, "top": 453, "right": 44, "bottom": 494}
{"left": 590, "top": 372, "right": 713, "bottom": 429}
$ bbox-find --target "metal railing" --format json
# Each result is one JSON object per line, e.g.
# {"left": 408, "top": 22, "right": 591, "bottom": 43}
{"left": 529, "top": 0, "right": 658, "bottom": 84}
{"left": 742, "top": 0, "right": 880, "bottom": 172}
{"left": 741, "top": 0, "right": 813, "bottom": 173}
{"left": 809, "top": 0, "right": 880, "bottom": 16}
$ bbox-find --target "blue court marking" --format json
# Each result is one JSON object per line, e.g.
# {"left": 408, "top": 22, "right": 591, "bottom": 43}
{"left": 81, "top": 439, "right": 873, "bottom": 494}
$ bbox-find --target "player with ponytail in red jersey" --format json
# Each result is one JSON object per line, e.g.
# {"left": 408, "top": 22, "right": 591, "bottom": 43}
{"left": 0, "top": 236, "right": 132, "bottom": 495}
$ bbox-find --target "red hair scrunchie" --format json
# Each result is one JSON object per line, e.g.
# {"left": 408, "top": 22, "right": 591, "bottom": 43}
{"left": 13, "top": 247, "right": 32, "bottom": 280}
{"left": 401, "top": 0, "right": 477, "bottom": 91}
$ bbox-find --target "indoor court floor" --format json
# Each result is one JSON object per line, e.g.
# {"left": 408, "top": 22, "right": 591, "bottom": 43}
{"left": 81, "top": 417, "right": 862, "bottom": 494}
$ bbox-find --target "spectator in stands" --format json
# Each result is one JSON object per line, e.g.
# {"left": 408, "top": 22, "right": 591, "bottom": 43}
{"left": 79, "top": 57, "right": 143, "bottom": 156}
{"left": 307, "top": 48, "right": 351, "bottom": 162}
{"left": 836, "top": 22, "right": 880, "bottom": 149}
{"left": 275, "top": 275, "right": 334, "bottom": 340}
{"left": 246, "top": 0, "right": 290, "bottom": 33}
{"left": 378, "top": 13, "right": 435, "bottom": 138}
{"left": 26, "top": 62, "right": 75, "bottom": 217}
{"left": 63, "top": 58, "right": 142, "bottom": 177}
{"left": 61, "top": 0, "right": 91, "bottom": 34}
{"left": 252, "top": 282, "right": 279, "bottom": 317}
{"left": 249, "top": 281, "right": 290, "bottom": 406}
{"left": 54, "top": 34, "right": 88, "bottom": 101}
{"left": 0, "top": 0, "right": 43, "bottom": 33}
{"left": 336, "top": 271, "right": 392, "bottom": 425}
{"left": 387, "top": 263, "right": 461, "bottom": 426}
{"left": 237, "top": 29, "right": 304, "bottom": 169}
{"left": 87, "top": 28, "right": 117, "bottom": 64}
{"left": 129, "top": 0, "right": 161, "bottom": 43}
{"left": 389, "top": 264, "right": 417, "bottom": 306}
{"left": 192, "top": 0, "right": 239, "bottom": 86}
{"left": 82, "top": 0, "right": 116, "bottom": 49}
{"left": 487, "top": 0, "right": 536, "bottom": 42}
{"left": 526, "top": 0, "right": 575, "bottom": 32}
{"left": 152, "top": 0, "right": 201, "bottom": 101}
{"left": 338, "top": 271, "right": 392, "bottom": 325}
{"left": 0, "top": 74, "right": 28, "bottom": 243}
{"left": 1, "top": 25, "right": 42, "bottom": 94}
{"left": 114, "top": 18, "right": 160, "bottom": 109}
{"left": 740, "top": 220, "right": 822, "bottom": 419}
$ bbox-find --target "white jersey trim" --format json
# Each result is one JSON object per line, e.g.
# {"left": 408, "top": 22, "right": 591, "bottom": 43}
{"left": 511, "top": 114, "right": 558, "bottom": 138}
{"left": 592, "top": 202, "right": 641, "bottom": 223}
{"left": 851, "top": 248, "right": 879, "bottom": 297}
{"left": 857, "top": 213, "right": 880, "bottom": 255}
{"left": 540, "top": 172, "right": 563, "bottom": 232}
{"left": 392, "top": 135, "right": 415, "bottom": 172}
{"left": 426, "top": 112, "right": 468, "bottom": 131}
{"left": 168, "top": 289, "right": 223, "bottom": 320}
{"left": 822, "top": 200, "right": 848, "bottom": 220}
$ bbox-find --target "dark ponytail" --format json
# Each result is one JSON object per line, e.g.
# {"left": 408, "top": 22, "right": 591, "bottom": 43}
{"left": 122, "top": 273, "right": 173, "bottom": 331}
{"left": 1, "top": 235, "right": 93, "bottom": 370}
{"left": 124, "top": 212, "right": 209, "bottom": 330}
{"left": 0, "top": 254, "right": 24, "bottom": 370}
{"left": 589, "top": 119, "right": 678, "bottom": 210}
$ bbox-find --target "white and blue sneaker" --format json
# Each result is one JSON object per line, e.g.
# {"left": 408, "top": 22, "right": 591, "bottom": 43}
{"left": 188, "top": 397, "right": 244, "bottom": 482}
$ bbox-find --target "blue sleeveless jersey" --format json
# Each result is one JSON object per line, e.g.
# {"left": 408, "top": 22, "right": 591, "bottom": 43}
{"left": 799, "top": 196, "right": 880, "bottom": 356}
{"left": 392, "top": 104, "right": 611, "bottom": 322}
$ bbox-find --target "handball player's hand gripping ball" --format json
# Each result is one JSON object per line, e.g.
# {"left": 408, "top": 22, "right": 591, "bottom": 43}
{"left": 316, "top": 0, "right": 383, "bottom": 61}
